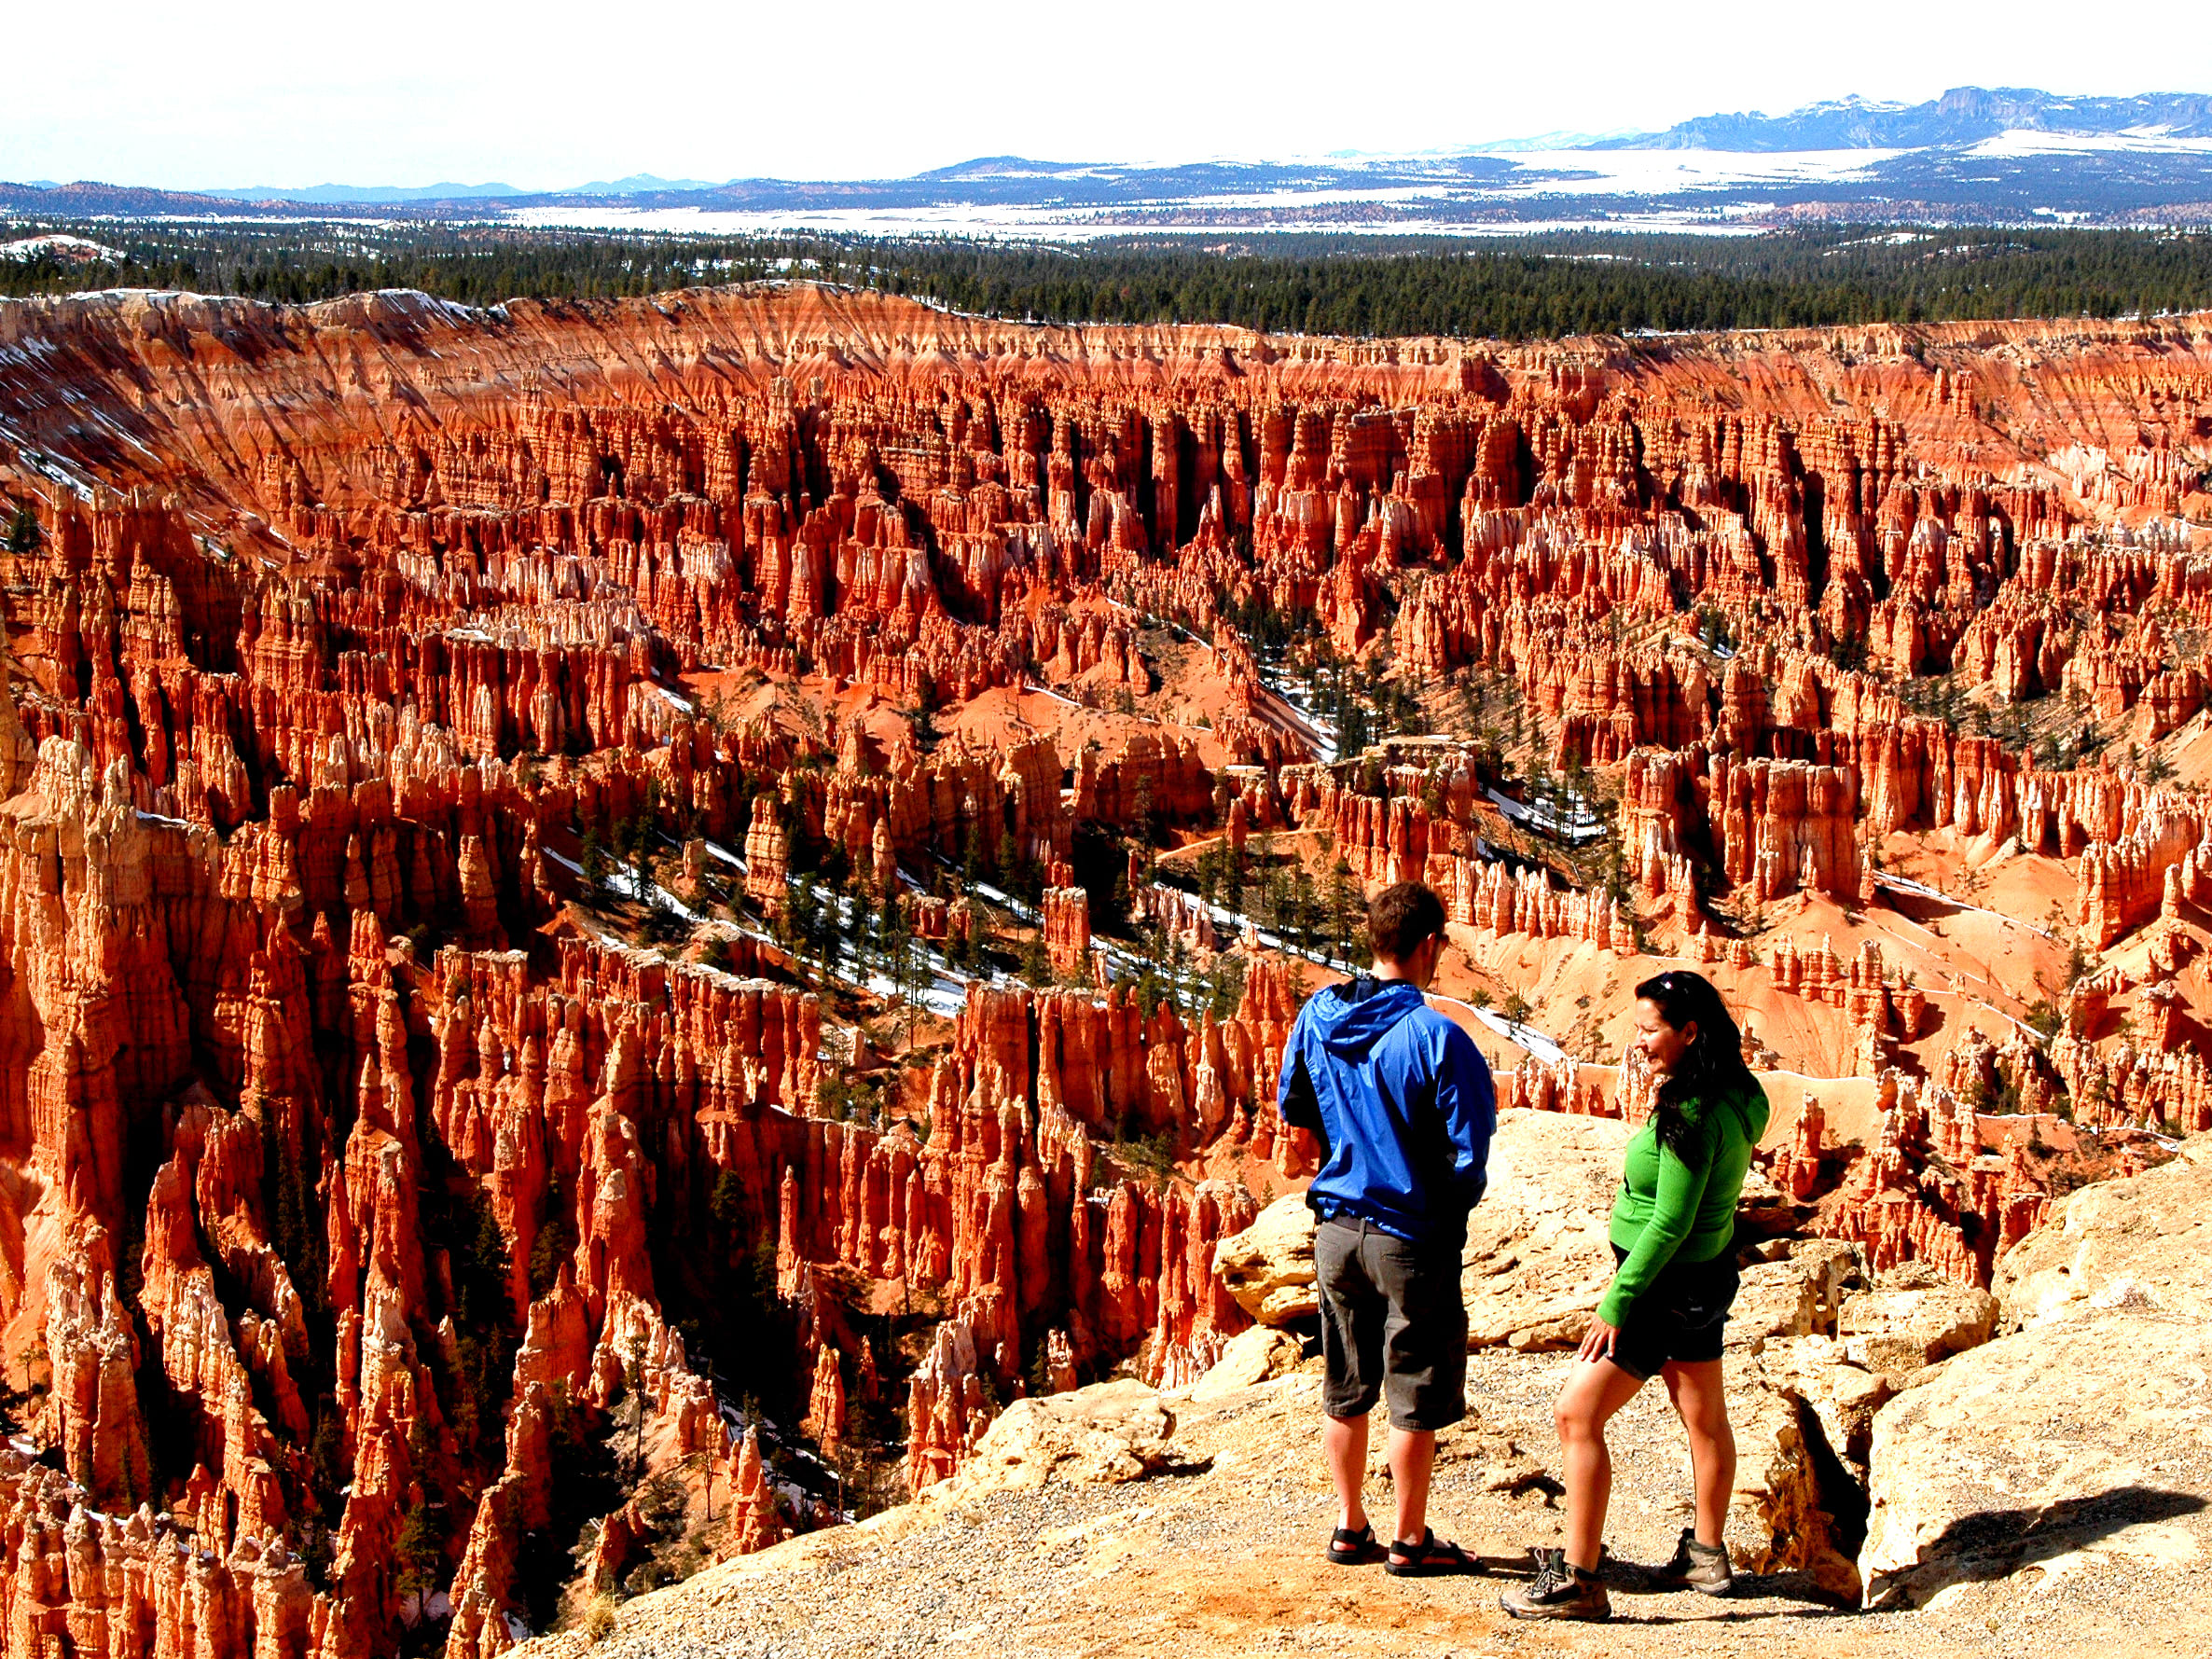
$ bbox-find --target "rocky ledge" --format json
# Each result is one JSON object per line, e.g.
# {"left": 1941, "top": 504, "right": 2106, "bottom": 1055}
{"left": 518, "top": 1119, "right": 2212, "bottom": 1657}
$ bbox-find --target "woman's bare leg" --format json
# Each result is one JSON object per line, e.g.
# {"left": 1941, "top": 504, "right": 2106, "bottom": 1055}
{"left": 1662, "top": 1359, "right": 1735, "bottom": 1546}
{"left": 1555, "top": 1359, "right": 1647, "bottom": 1571}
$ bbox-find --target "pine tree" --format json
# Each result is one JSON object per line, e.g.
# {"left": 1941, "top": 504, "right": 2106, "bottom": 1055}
{"left": 1327, "top": 860, "right": 1364, "bottom": 967}
{"left": 529, "top": 1177, "right": 579, "bottom": 1298}
{"left": 581, "top": 828, "right": 610, "bottom": 906}
{"left": 885, "top": 905, "right": 920, "bottom": 1041}
{"left": 1292, "top": 869, "right": 1319, "bottom": 955}
{"left": 1132, "top": 774, "right": 1156, "bottom": 845}
{"left": 394, "top": 1494, "right": 443, "bottom": 1602}
{"left": 0, "top": 1361, "right": 33, "bottom": 1435}
{"left": 623, "top": 1329, "right": 649, "bottom": 1481}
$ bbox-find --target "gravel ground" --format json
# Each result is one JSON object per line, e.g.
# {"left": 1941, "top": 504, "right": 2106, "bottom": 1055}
{"left": 520, "top": 1349, "right": 2212, "bottom": 1659}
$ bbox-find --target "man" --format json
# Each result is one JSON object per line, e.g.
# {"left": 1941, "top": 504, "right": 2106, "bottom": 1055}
{"left": 1278, "top": 879, "right": 1497, "bottom": 1575}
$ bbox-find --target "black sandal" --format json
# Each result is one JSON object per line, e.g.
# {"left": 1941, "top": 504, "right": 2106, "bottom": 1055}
{"left": 1328, "top": 1522, "right": 1384, "bottom": 1566}
{"left": 1387, "top": 1529, "right": 1481, "bottom": 1577}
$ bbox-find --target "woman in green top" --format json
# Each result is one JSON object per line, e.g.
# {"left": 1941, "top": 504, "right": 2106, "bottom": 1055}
{"left": 1502, "top": 971, "right": 1771, "bottom": 1623}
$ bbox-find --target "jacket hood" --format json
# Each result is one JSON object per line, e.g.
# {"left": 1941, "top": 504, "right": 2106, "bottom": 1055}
{"left": 1308, "top": 977, "right": 1430, "bottom": 1061}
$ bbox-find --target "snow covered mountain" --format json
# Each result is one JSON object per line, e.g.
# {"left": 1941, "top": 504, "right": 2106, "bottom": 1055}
{"left": 7, "top": 88, "right": 2212, "bottom": 236}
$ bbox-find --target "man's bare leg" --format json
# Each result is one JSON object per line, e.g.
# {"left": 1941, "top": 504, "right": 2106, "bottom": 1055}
{"left": 1323, "top": 1412, "right": 1370, "bottom": 1532}
{"left": 1388, "top": 1425, "right": 1437, "bottom": 1545}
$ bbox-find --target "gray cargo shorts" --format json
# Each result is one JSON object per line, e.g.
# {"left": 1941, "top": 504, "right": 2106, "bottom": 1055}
{"left": 1313, "top": 1214, "right": 1469, "bottom": 1431}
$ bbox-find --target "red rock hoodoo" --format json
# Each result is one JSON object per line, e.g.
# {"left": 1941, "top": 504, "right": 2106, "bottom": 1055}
{"left": 0, "top": 283, "right": 2205, "bottom": 1651}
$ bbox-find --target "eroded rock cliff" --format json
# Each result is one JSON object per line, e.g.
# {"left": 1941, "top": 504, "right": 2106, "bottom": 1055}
{"left": 0, "top": 282, "right": 2205, "bottom": 1652}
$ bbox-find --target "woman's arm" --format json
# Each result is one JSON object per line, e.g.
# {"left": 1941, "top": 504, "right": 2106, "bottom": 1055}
{"left": 1594, "top": 1118, "right": 1716, "bottom": 1328}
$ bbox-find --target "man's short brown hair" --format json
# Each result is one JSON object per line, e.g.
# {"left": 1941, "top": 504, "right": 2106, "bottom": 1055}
{"left": 1367, "top": 880, "right": 1447, "bottom": 962}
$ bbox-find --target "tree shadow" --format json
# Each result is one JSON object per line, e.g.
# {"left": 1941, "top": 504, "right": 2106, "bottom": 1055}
{"left": 1876, "top": 885, "right": 1971, "bottom": 932}
{"left": 1869, "top": 1485, "right": 2208, "bottom": 1609}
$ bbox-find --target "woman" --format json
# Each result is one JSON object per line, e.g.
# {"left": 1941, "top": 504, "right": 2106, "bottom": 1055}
{"left": 1500, "top": 970, "right": 1771, "bottom": 1622}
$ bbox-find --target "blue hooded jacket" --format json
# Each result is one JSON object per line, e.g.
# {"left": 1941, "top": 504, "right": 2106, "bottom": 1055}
{"left": 1276, "top": 977, "right": 1497, "bottom": 1249}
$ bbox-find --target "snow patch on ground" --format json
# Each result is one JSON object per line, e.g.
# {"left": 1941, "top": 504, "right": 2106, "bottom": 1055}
{"left": 1, "top": 234, "right": 125, "bottom": 261}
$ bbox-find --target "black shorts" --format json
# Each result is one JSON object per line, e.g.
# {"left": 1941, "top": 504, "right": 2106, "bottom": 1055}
{"left": 1314, "top": 1216, "right": 1468, "bottom": 1432}
{"left": 1609, "top": 1243, "right": 1740, "bottom": 1381}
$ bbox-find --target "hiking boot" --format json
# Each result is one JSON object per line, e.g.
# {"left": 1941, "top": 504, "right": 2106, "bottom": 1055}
{"left": 1500, "top": 1547, "right": 1611, "bottom": 1622}
{"left": 1655, "top": 1528, "right": 1734, "bottom": 1596}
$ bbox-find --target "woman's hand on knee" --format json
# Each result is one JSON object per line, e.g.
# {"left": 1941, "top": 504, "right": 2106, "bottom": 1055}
{"left": 1575, "top": 1316, "right": 1619, "bottom": 1365}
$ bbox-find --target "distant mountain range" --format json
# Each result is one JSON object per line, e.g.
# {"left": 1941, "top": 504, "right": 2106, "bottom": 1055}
{"left": 7, "top": 88, "right": 2212, "bottom": 236}
{"left": 194, "top": 173, "right": 724, "bottom": 203}
{"left": 1594, "top": 87, "right": 2212, "bottom": 151}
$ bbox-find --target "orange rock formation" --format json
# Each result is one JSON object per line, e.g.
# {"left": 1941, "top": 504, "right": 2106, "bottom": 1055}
{"left": 0, "top": 282, "right": 2205, "bottom": 1652}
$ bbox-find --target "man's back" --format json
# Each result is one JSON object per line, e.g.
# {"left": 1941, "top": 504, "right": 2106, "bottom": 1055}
{"left": 1291, "top": 879, "right": 1486, "bottom": 1567}
{"left": 1279, "top": 975, "right": 1497, "bottom": 1249}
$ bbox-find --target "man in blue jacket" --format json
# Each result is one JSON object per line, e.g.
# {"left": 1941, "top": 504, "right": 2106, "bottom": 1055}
{"left": 1279, "top": 879, "right": 1496, "bottom": 1576}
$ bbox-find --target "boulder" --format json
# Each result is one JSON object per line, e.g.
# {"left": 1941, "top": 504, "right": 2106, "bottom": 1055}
{"left": 1859, "top": 1311, "right": 2212, "bottom": 1609}
{"left": 1708, "top": 1241, "right": 1883, "bottom": 1603}
{"left": 1730, "top": 1263, "right": 1827, "bottom": 1345}
{"left": 1437, "top": 1418, "right": 1550, "bottom": 1496}
{"left": 939, "top": 1379, "right": 1207, "bottom": 1498}
{"left": 1459, "top": 1110, "right": 1629, "bottom": 1349}
{"left": 1753, "top": 1336, "right": 1896, "bottom": 1471}
{"left": 1861, "top": 1136, "right": 2212, "bottom": 1610}
{"left": 1994, "top": 1136, "right": 2212, "bottom": 1328}
{"left": 1728, "top": 1365, "right": 1867, "bottom": 1604}
{"left": 1211, "top": 1194, "right": 1318, "bottom": 1325}
{"left": 1834, "top": 1284, "right": 1997, "bottom": 1386}
{"left": 1186, "top": 1326, "right": 1303, "bottom": 1403}
{"left": 1729, "top": 1239, "right": 1861, "bottom": 1348}
{"left": 1704, "top": 1238, "right": 1980, "bottom": 1605}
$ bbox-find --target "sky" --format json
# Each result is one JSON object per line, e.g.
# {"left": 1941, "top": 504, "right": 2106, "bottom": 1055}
{"left": 10, "top": 0, "right": 2212, "bottom": 190}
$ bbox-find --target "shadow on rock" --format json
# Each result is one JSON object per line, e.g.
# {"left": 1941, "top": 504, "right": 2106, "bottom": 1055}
{"left": 1879, "top": 1484, "right": 2208, "bottom": 1606}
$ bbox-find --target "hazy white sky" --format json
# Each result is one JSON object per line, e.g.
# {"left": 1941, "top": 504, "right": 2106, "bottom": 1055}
{"left": 11, "top": 0, "right": 2210, "bottom": 189}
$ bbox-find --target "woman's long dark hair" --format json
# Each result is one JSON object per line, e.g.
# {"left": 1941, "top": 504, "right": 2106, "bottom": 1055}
{"left": 1635, "top": 970, "right": 1759, "bottom": 1160}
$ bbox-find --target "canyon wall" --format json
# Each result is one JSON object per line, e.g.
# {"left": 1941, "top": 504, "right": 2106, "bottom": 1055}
{"left": 0, "top": 283, "right": 2204, "bottom": 1652}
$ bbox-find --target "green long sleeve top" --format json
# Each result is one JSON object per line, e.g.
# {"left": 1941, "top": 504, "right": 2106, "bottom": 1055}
{"left": 1597, "top": 1081, "right": 1771, "bottom": 1327}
